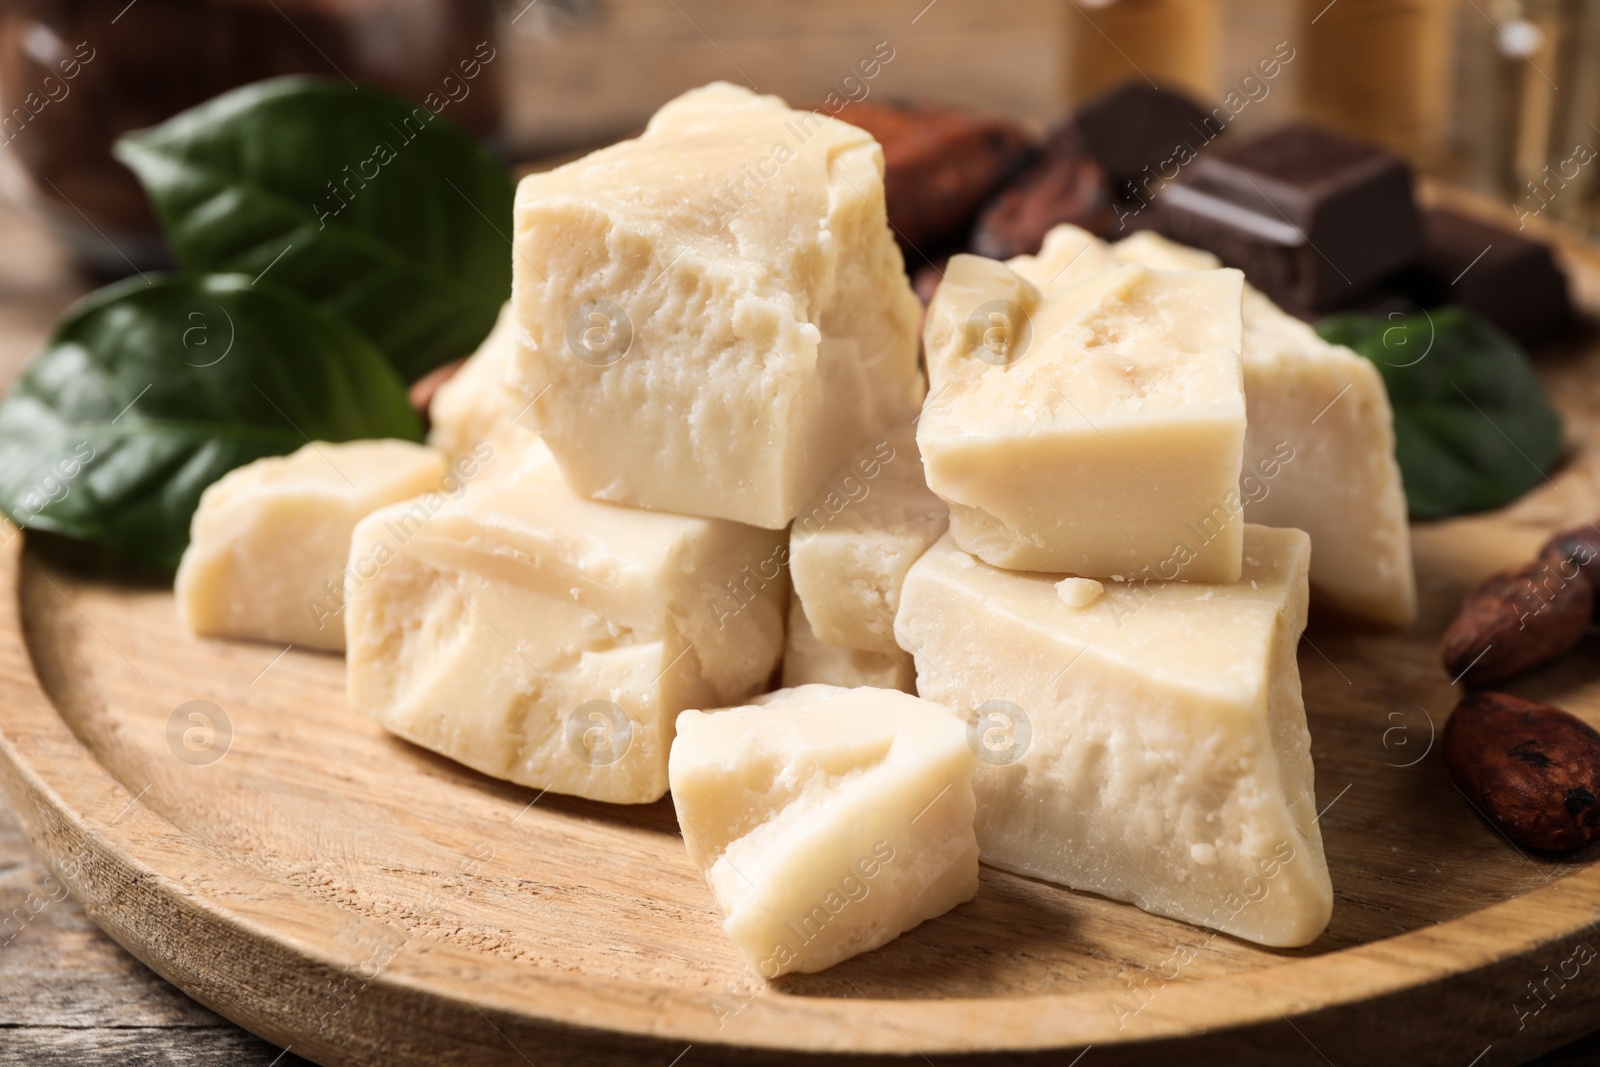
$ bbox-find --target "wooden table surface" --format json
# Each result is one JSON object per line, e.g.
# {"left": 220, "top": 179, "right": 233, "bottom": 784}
{"left": 1, "top": 202, "right": 1599, "bottom": 1066}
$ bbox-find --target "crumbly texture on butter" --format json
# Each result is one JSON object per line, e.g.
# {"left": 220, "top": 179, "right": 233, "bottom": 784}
{"left": 789, "top": 423, "right": 948, "bottom": 654}
{"left": 427, "top": 302, "right": 539, "bottom": 460}
{"left": 346, "top": 439, "right": 787, "bottom": 804}
{"left": 670, "top": 684, "right": 977, "bottom": 977}
{"left": 920, "top": 255, "right": 1247, "bottom": 580}
{"left": 1054, "top": 577, "right": 1103, "bottom": 607}
{"left": 781, "top": 598, "right": 915, "bottom": 693}
{"left": 175, "top": 440, "right": 447, "bottom": 652}
{"left": 510, "top": 82, "right": 924, "bottom": 529}
{"left": 1111, "top": 229, "right": 1416, "bottom": 625}
{"left": 896, "top": 524, "right": 1333, "bottom": 948}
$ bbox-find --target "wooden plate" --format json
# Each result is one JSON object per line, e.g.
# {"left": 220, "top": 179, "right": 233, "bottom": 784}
{"left": 7, "top": 198, "right": 1600, "bottom": 1066}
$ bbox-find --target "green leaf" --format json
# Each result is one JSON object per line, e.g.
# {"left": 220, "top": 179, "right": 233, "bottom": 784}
{"left": 0, "top": 274, "right": 421, "bottom": 569}
{"left": 114, "top": 76, "right": 512, "bottom": 382}
{"left": 1317, "top": 307, "right": 1563, "bottom": 520}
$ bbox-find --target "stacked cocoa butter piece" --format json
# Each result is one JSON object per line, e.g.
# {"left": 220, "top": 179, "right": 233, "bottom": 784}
{"left": 175, "top": 83, "right": 1428, "bottom": 975}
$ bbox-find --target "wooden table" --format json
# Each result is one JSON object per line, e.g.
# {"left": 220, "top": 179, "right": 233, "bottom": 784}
{"left": 0, "top": 199, "right": 1597, "bottom": 1067}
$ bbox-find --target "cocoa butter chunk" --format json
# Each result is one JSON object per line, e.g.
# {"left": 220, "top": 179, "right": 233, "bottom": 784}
{"left": 426, "top": 302, "right": 537, "bottom": 460}
{"left": 896, "top": 524, "right": 1332, "bottom": 947}
{"left": 1440, "top": 559, "right": 1594, "bottom": 686}
{"left": 175, "top": 441, "right": 448, "bottom": 652}
{"left": 511, "top": 84, "right": 925, "bottom": 530}
{"left": 1161, "top": 122, "right": 1423, "bottom": 314}
{"left": 670, "top": 685, "right": 978, "bottom": 977}
{"left": 970, "top": 150, "right": 1113, "bottom": 259}
{"left": 347, "top": 440, "right": 788, "bottom": 805}
{"left": 920, "top": 257, "right": 1247, "bottom": 580}
{"left": 1445, "top": 691, "right": 1600, "bottom": 852}
{"left": 780, "top": 599, "right": 914, "bottom": 694}
{"left": 833, "top": 99, "right": 1035, "bottom": 250}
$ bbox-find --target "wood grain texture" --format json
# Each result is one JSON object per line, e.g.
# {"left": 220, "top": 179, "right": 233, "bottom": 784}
{"left": 5, "top": 194, "right": 1600, "bottom": 1067}
{"left": 0, "top": 787, "right": 310, "bottom": 1065}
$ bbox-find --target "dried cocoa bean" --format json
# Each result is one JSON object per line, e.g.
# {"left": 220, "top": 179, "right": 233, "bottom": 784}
{"left": 833, "top": 100, "right": 1035, "bottom": 251}
{"left": 970, "top": 150, "right": 1114, "bottom": 260}
{"left": 1444, "top": 691, "right": 1600, "bottom": 852}
{"left": 1541, "top": 524, "right": 1600, "bottom": 614}
{"left": 1439, "top": 558, "right": 1592, "bottom": 686}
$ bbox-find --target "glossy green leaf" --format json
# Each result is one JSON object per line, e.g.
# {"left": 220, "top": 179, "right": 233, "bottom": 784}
{"left": 115, "top": 76, "right": 512, "bottom": 381}
{"left": 0, "top": 274, "right": 421, "bottom": 569}
{"left": 1318, "top": 307, "right": 1563, "bottom": 520}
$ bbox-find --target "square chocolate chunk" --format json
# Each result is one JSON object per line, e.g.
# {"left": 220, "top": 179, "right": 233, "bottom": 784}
{"left": 1062, "top": 82, "right": 1223, "bottom": 202}
{"left": 1161, "top": 122, "right": 1422, "bottom": 312}
{"left": 1404, "top": 208, "right": 1573, "bottom": 348}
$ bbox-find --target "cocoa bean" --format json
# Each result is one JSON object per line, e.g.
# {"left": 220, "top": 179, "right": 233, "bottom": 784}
{"left": 833, "top": 100, "right": 1036, "bottom": 251}
{"left": 1541, "top": 524, "right": 1600, "bottom": 615}
{"left": 970, "top": 150, "right": 1114, "bottom": 260}
{"left": 1444, "top": 690, "right": 1600, "bottom": 852}
{"left": 1439, "top": 558, "right": 1592, "bottom": 686}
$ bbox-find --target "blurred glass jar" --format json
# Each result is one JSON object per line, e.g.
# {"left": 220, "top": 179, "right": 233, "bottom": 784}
{"left": 0, "top": 0, "right": 500, "bottom": 274}
{"left": 1296, "top": 0, "right": 1459, "bottom": 167}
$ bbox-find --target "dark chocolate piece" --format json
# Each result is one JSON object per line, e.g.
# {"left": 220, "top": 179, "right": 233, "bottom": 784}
{"left": 833, "top": 100, "right": 1035, "bottom": 251}
{"left": 1057, "top": 82, "right": 1224, "bottom": 205}
{"left": 969, "top": 150, "right": 1113, "bottom": 260}
{"left": 1160, "top": 122, "right": 1423, "bottom": 313}
{"left": 1401, "top": 208, "right": 1573, "bottom": 348}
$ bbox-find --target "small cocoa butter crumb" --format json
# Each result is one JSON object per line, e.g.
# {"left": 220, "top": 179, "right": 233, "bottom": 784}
{"left": 1056, "top": 577, "right": 1104, "bottom": 608}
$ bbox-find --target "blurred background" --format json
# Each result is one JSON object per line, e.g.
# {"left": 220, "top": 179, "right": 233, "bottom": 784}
{"left": 2, "top": 0, "right": 1599, "bottom": 273}
{"left": 0, "top": 5, "right": 1598, "bottom": 1065}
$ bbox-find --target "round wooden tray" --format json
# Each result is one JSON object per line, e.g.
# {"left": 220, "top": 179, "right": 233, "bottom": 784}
{"left": 8, "top": 198, "right": 1600, "bottom": 1066}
